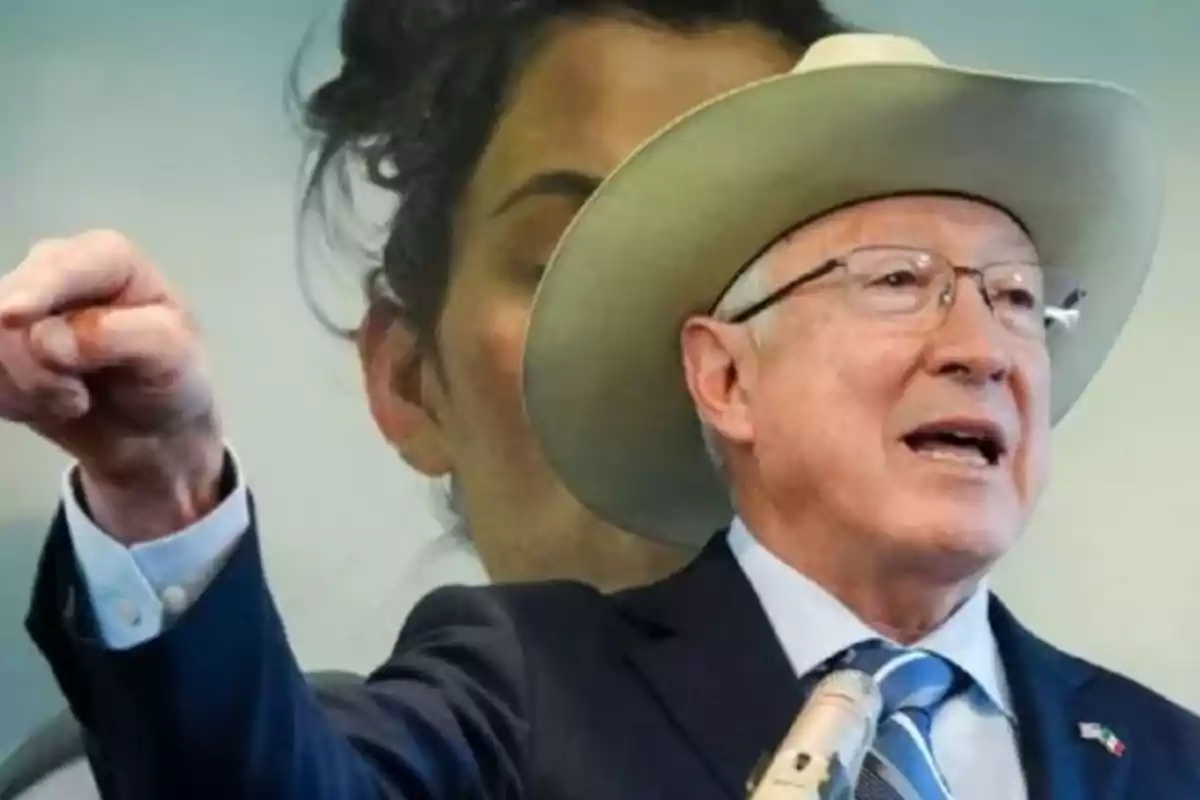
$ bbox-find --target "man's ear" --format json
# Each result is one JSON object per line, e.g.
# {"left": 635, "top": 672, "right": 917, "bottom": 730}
{"left": 357, "top": 300, "right": 454, "bottom": 477}
{"left": 679, "top": 316, "right": 757, "bottom": 447}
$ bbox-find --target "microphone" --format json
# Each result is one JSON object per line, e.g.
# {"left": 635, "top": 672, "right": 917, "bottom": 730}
{"left": 747, "top": 669, "right": 882, "bottom": 800}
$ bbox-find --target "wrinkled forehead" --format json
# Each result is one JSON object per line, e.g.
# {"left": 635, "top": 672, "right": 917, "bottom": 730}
{"left": 754, "top": 193, "right": 1039, "bottom": 277}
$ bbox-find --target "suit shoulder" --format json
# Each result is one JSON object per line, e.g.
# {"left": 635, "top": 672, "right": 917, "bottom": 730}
{"left": 996, "top": 601, "right": 1200, "bottom": 741}
{"left": 399, "top": 580, "right": 610, "bottom": 638}
{"left": 387, "top": 580, "right": 617, "bottom": 712}
{"left": 489, "top": 579, "right": 610, "bottom": 608}
{"left": 1084, "top": 660, "right": 1200, "bottom": 733}
{"left": 1047, "top": 646, "right": 1200, "bottom": 769}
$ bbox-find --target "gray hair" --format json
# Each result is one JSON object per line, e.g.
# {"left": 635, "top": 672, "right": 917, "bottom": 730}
{"left": 699, "top": 251, "right": 777, "bottom": 473}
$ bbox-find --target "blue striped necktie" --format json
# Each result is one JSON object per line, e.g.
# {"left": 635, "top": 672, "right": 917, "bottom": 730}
{"left": 840, "top": 641, "right": 962, "bottom": 800}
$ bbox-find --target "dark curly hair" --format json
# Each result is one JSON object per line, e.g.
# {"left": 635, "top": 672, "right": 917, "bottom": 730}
{"left": 299, "top": 0, "right": 851, "bottom": 353}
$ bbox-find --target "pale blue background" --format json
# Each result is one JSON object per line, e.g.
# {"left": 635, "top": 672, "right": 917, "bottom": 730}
{"left": 1, "top": 0, "right": 1197, "bottom": 759}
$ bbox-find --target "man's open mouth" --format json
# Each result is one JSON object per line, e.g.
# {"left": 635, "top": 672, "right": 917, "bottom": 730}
{"left": 902, "top": 420, "right": 1006, "bottom": 468}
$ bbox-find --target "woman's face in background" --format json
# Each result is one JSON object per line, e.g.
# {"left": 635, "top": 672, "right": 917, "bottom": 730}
{"left": 359, "top": 17, "right": 799, "bottom": 589}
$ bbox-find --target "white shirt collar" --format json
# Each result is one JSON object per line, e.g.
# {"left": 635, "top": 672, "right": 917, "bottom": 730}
{"left": 727, "top": 517, "right": 1014, "bottom": 718}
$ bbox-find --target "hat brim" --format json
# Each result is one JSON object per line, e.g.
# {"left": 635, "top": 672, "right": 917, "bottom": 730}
{"left": 523, "top": 62, "right": 1164, "bottom": 548}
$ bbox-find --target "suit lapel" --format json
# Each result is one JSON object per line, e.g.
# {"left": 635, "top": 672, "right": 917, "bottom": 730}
{"left": 615, "top": 534, "right": 804, "bottom": 798}
{"left": 990, "top": 599, "right": 1131, "bottom": 800}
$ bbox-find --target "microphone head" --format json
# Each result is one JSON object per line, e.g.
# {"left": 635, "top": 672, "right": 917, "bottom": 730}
{"left": 747, "top": 669, "right": 882, "bottom": 800}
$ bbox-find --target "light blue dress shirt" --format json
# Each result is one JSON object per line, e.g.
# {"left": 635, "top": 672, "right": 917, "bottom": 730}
{"left": 61, "top": 453, "right": 1028, "bottom": 798}
{"left": 61, "top": 451, "right": 249, "bottom": 649}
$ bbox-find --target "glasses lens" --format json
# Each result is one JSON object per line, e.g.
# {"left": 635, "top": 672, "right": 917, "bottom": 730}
{"left": 845, "top": 247, "right": 943, "bottom": 315}
{"left": 984, "top": 263, "right": 1046, "bottom": 337}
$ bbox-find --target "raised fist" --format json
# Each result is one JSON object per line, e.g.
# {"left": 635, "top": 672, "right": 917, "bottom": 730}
{"left": 0, "top": 230, "right": 225, "bottom": 542}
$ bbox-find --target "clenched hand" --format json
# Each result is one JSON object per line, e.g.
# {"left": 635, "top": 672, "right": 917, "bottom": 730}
{"left": 0, "top": 230, "right": 225, "bottom": 543}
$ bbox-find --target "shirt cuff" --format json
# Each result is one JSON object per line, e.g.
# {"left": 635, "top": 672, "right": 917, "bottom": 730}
{"left": 62, "top": 447, "right": 251, "bottom": 650}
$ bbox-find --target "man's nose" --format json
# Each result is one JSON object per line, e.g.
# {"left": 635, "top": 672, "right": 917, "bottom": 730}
{"left": 924, "top": 277, "right": 1013, "bottom": 385}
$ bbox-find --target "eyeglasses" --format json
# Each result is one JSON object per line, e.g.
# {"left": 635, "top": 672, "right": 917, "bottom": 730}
{"left": 724, "top": 245, "right": 1085, "bottom": 340}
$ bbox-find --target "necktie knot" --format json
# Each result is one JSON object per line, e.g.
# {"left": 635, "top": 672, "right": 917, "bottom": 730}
{"left": 839, "top": 640, "right": 959, "bottom": 720}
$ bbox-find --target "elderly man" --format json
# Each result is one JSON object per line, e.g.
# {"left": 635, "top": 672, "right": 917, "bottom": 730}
{"left": 2, "top": 29, "right": 1198, "bottom": 800}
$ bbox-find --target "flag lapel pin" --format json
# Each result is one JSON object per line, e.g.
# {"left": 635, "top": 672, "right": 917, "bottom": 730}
{"left": 1079, "top": 722, "right": 1126, "bottom": 756}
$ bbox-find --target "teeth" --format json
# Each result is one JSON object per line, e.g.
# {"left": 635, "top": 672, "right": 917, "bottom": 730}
{"left": 915, "top": 445, "right": 989, "bottom": 467}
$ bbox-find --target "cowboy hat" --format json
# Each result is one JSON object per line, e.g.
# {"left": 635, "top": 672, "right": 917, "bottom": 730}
{"left": 522, "top": 33, "right": 1164, "bottom": 547}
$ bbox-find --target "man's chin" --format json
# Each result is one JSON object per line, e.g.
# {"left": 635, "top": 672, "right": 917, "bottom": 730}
{"left": 878, "top": 518, "right": 1017, "bottom": 583}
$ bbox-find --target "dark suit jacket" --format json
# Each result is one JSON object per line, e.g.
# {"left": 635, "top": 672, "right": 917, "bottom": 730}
{"left": 24, "top": 507, "right": 1200, "bottom": 799}
{"left": 0, "top": 672, "right": 362, "bottom": 800}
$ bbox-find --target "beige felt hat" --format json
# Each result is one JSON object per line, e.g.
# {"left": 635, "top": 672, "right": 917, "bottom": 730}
{"left": 522, "top": 33, "right": 1164, "bottom": 548}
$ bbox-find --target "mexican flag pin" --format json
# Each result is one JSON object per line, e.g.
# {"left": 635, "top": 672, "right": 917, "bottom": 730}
{"left": 1079, "top": 722, "right": 1126, "bottom": 756}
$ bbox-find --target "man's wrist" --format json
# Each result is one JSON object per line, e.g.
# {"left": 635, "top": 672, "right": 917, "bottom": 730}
{"left": 77, "top": 435, "right": 230, "bottom": 545}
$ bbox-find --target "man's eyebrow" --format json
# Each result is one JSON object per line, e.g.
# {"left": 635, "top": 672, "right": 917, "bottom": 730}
{"left": 491, "top": 169, "right": 603, "bottom": 218}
